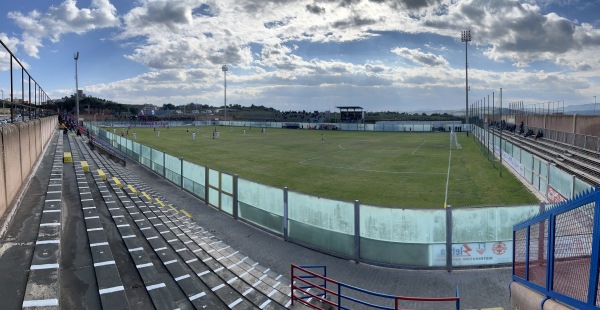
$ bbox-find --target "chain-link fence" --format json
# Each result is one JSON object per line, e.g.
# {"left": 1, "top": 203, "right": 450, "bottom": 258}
{"left": 513, "top": 189, "right": 599, "bottom": 309}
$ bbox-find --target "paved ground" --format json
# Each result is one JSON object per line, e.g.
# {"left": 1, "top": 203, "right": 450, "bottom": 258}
{"left": 0, "top": 130, "right": 512, "bottom": 309}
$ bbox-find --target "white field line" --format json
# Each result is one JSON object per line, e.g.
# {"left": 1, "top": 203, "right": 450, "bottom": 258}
{"left": 411, "top": 140, "right": 427, "bottom": 155}
{"left": 299, "top": 162, "right": 446, "bottom": 175}
{"left": 299, "top": 149, "right": 345, "bottom": 164}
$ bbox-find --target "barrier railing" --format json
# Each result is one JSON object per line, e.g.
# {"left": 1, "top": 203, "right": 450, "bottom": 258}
{"left": 0, "top": 39, "right": 55, "bottom": 121}
{"left": 291, "top": 264, "right": 460, "bottom": 310}
{"left": 512, "top": 188, "right": 599, "bottom": 309}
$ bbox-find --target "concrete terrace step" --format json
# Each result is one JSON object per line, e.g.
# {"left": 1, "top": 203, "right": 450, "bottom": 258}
{"left": 71, "top": 134, "right": 298, "bottom": 309}
{"left": 69, "top": 134, "right": 215, "bottom": 309}
{"left": 84, "top": 141, "right": 295, "bottom": 309}
{"left": 21, "top": 131, "right": 64, "bottom": 309}
{"left": 100, "top": 162, "right": 294, "bottom": 301}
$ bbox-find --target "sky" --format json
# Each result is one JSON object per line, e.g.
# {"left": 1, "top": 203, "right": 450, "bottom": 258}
{"left": 0, "top": 0, "right": 599, "bottom": 113}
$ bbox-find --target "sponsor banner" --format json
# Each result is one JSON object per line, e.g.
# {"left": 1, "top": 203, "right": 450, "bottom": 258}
{"left": 502, "top": 149, "right": 525, "bottom": 177}
{"left": 547, "top": 186, "right": 566, "bottom": 203}
{"left": 492, "top": 145, "right": 525, "bottom": 177}
{"left": 430, "top": 241, "right": 513, "bottom": 267}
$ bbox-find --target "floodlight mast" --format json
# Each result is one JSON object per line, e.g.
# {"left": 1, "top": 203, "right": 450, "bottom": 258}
{"left": 222, "top": 65, "right": 228, "bottom": 122}
{"left": 461, "top": 30, "right": 471, "bottom": 128}
{"left": 74, "top": 51, "right": 79, "bottom": 125}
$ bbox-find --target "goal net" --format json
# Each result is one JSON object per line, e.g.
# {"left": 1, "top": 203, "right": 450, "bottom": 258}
{"left": 451, "top": 130, "right": 462, "bottom": 150}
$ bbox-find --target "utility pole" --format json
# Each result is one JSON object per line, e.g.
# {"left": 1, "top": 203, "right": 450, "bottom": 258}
{"left": 74, "top": 51, "right": 80, "bottom": 125}
{"left": 461, "top": 30, "right": 471, "bottom": 130}
{"left": 222, "top": 65, "right": 228, "bottom": 123}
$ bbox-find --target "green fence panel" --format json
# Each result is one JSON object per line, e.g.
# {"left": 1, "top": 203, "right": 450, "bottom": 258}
{"left": 164, "top": 154, "right": 181, "bottom": 186}
{"left": 182, "top": 160, "right": 205, "bottom": 199}
{"left": 288, "top": 191, "right": 354, "bottom": 257}
{"left": 549, "top": 165, "right": 573, "bottom": 199}
{"left": 359, "top": 205, "right": 444, "bottom": 266}
{"left": 238, "top": 178, "right": 284, "bottom": 234}
{"left": 453, "top": 205, "right": 539, "bottom": 243}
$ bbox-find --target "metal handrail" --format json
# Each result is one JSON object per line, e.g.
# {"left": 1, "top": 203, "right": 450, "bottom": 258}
{"left": 291, "top": 264, "right": 460, "bottom": 310}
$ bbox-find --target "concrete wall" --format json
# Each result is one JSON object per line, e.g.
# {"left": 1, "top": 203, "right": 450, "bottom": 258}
{"left": 18, "top": 122, "right": 32, "bottom": 180}
{"left": 0, "top": 116, "right": 57, "bottom": 221}
{"left": 517, "top": 114, "right": 600, "bottom": 137}
{"left": 0, "top": 127, "right": 6, "bottom": 220}
{"left": 510, "top": 282, "right": 574, "bottom": 310}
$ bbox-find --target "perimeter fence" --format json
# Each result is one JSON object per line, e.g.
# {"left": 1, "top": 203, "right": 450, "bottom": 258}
{"left": 471, "top": 124, "right": 594, "bottom": 203}
{"left": 92, "top": 120, "right": 466, "bottom": 133}
{"left": 88, "top": 122, "right": 547, "bottom": 269}
{"left": 0, "top": 39, "right": 55, "bottom": 122}
{"left": 512, "top": 188, "right": 599, "bottom": 309}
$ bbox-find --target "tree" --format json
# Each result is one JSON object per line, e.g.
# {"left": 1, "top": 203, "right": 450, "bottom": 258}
{"left": 162, "top": 103, "right": 175, "bottom": 110}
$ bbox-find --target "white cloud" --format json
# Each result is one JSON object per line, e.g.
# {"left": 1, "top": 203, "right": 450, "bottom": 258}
{"left": 0, "top": 33, "right": 23, "bottom": 71}
{"left": 420, "top": 0, "right": 600, "bottom": 70}
{"left": 8, "top": 0, "right": 600, "bottom": 111}
{"left": 391, "top": 47, "right": 449, "bottom": 67}
{"left": 8, "top": 0, "right": 120, "bottom": 58}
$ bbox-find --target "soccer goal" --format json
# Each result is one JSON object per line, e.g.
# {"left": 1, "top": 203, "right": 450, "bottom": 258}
{"left": 451, "top": 130, "right": 462, "bottom": 150}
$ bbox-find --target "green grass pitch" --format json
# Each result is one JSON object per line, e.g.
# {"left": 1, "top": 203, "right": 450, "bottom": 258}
{"left": 112, "top": 126, "right": 538, "bottom": 208}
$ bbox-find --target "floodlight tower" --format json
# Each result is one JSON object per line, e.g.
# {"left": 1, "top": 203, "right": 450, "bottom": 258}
{"left": 74, "top": 51, "right": 80, "bottom": 125}
{"left": 222, "top": 65, "right": 228, "bottom": 121}
{"left": 461, "top": 30, "right": 471, "bottom": 127}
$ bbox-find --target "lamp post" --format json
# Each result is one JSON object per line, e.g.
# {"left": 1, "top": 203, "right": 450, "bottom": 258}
{"left": 74, "top": 51, "right": 80, "bottom": 125}
{"left": 461, "top": 30, "right": 471, "bottom": 129}
{"left": 594, "top": 96, "right": 597, "bottom": 114}
{"left": 1, "top": 90, "right": 3, "bottom": 108}
{"left": 222, "top": 65, "right": 228, "bottom": 122}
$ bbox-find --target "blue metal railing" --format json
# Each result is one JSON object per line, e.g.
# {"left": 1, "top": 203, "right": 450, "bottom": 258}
{"left": 513, "top": 188, "right": 600, "bottom": 309}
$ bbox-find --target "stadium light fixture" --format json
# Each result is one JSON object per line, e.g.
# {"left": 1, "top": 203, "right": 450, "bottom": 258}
{"left": 222, "top": 65, "right": 228, "bottom": 122}
{"left": 74, "top": 51, "right": 79, "bottom": 125}
{"left": 461, "top": 30, "right": 471, "bottom": 128}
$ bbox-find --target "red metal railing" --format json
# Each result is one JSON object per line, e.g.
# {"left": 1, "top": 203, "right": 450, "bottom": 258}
{"left": 291, "top": 264, "right": 460, "bottom": 310}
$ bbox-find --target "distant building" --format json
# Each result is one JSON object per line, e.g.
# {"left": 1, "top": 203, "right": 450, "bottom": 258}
{"left": 141, "top": 104, "right": 158, "bottom": 115}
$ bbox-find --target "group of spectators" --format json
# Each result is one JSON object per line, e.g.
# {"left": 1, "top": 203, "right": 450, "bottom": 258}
{"left": 489, "top": 120, "right": 544, "bottom": 140}
{"left": 58, "top": 113, "right": 78, "bottom": 133}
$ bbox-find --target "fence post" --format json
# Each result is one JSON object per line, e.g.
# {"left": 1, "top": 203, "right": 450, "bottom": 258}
{"left": 179, "top": 157, "right": 183, "bottom": 187}
{"left": 546, "top": 214, "right": 556, "bottom": 291}
{"left": 586, "top": 191, "right": 600, "bottom": 304}
{"left": 283, "top": 187, "right": 289, "bottom": 241}
{"left": 233, "top": 174, "right": 238, "bottom": 220}
{"left": 537, "top": 202, "right": 546, "bottom": 263}
{"left": 446, "top": 205, "right": 453, "bottom": 272}
{"left": 162, "top": 152, "right": 166, "bottom": 177}
{"left": 354, "top": 200, "right": 360, "bottom": 263}
{"left": 205, "top": 166, "right": 209, "bottom": 204}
